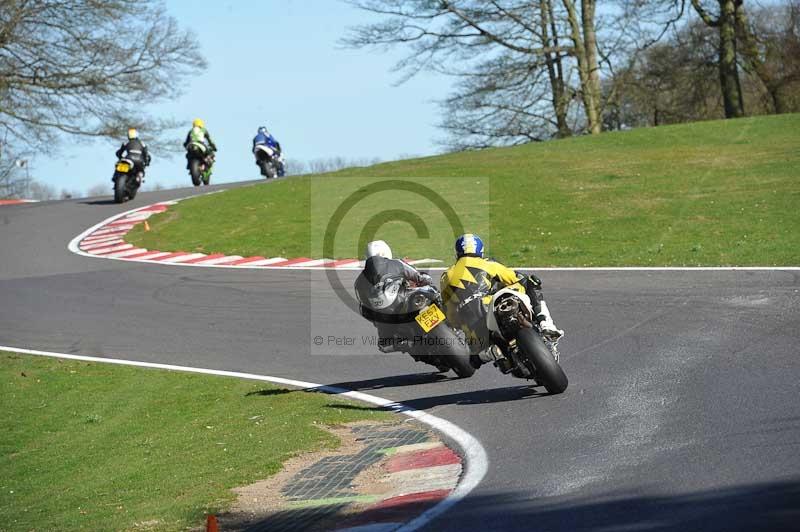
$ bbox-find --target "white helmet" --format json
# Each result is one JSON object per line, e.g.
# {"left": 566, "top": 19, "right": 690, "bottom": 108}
{"left": 365, "top": 240, "right": 392, "bottom": 260}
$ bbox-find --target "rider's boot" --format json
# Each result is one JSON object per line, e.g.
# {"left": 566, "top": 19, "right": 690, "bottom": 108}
{"left": 470, "top": 344, "right": 502, "bottom": 369}
{"left": 536, "top": 300, "right": 564, "bottom": 340}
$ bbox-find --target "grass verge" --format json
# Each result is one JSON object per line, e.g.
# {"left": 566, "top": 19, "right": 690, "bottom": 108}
{"left": 127, "top": 114, "right": 800, "bottom": 266}
{"left": 0, "top": 352, "right": 389, "bottom": 531}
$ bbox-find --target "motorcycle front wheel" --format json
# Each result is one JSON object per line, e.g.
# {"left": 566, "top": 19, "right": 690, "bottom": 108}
{"left": 258, "top": 160, "right": 276, "bottom": 179}
{"left": 516, "top": 328, "right": 568, "bottom": 394}
{"left": 426, "top": 326, "right": 475, "bottom": 379}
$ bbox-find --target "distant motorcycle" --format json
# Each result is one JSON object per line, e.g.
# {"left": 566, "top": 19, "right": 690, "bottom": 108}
{"left": 253, "top": 142, "right": 284, "bottom": 179}
{"left": 360, "top": 280, "right": 475, "bottom": 378}
{"left": 186, "top": 141, "right": 215, "bottom": 186}
{"left": 112, "top": 157, "right": 142, "bottom": 203}
{"left": 478, "top": 285, "right": 568, "bottom": 394}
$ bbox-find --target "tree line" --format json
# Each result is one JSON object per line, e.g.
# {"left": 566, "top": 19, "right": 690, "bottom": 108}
{"left": 345, "top": 0, "right": 800, "bottom": 149}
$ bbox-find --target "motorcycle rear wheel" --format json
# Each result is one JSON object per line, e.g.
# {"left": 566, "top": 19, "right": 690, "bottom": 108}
{"left": 189, "top": 159, "right": 201, "bottom": 186}
{"left": 516, "top": 328, "right": 568, "bottom": 394}
{"left": 113, "top": 174, "right": 126, "bottom": 203}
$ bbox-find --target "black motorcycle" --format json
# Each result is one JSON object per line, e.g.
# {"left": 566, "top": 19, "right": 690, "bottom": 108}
{"left": 112, "top": 157, "right": 142, "bottom": 203}
{"left": 359, "top": 280, "right": 475, "bottom": 378}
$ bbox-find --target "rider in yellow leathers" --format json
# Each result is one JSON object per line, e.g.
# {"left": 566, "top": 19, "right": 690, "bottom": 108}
{"left": 441, "top": 233, "right": 563, "bottom": 368}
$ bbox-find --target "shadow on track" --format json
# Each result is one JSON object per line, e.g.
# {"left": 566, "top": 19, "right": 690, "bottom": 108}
{"left": 327, "top": 371, "right": 453, "bottom": 392}
{"left": 218, "top": 479, "right": 800, "bottom": 532}
{"left": 80, "top": 199, "right": 118, "bottom": 205}
{"left": 326, "top": 370, "right": 550, "bottom": 409}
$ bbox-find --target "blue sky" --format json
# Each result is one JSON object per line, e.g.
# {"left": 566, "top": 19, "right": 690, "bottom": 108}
{"left": 34, "top": 1, "right": 449, "bottom": 193}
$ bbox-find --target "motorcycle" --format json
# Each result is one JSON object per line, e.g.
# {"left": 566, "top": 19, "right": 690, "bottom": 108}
{"left": 253, "top": 142, "right": 284, "bottom": 179}
{"left": 480, "top": 285, "right": 568, "bottom": 394}
{"left": 112, "top": 157, "right": 142, "bottom": 203}
{"left": 360, "top": 280, "right": 475, "bottom": 379}
{"left": 186, "top": 142, "right": 215, "bottom": 186}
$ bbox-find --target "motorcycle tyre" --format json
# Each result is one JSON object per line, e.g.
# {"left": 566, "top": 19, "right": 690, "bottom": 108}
{"left": 189, "top": 159, "right": 201, "bottom": 187}
{"left": 427, "top": 326, "right": 475, "bottom": 379}
{"left": 516, "top": 328, "right": 568, "bottom": 394}
{"left": 113, "top": 174, "right": 127, "bottom": 204}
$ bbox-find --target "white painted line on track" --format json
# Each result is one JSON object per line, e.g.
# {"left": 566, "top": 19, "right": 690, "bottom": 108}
{"left": 0, "top": 344, "right": 488, "bottom": 531}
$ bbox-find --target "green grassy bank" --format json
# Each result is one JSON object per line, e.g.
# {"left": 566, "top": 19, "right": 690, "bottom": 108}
{"left": 128, "top": 114, "right": 800, "bottom": 266}
{"left": 0, "top": 352, "right": 387, "bottom": 531}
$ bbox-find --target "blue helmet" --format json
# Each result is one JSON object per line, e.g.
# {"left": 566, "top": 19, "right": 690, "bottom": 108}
{"left": 455, "top": 234, "right": 484, "bottom": 258}
{"left": 257, "top": 126, "right": 269, "bottom": 136}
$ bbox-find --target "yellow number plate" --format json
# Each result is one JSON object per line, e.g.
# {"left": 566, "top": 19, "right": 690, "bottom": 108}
{"left": 116, "top": 162, "right": 130, "bottom": 172}
{"left": 415, "top": 303, "right": 445, "bottom": 333}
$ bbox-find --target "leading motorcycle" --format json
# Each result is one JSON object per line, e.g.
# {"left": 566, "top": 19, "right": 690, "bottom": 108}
{"left": 359, "top": 280, "right": 475, "bottom": 379}
{"left": 186, "top": 141, "right": 215, "bottom": 186}
{"left": 477, "top": 284, "right": 568, "bottom": 394}
{"left": 111, "top": 157, "right": 142, "bottom": 203}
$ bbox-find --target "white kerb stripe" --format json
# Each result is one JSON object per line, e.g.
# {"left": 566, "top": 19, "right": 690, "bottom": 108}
{"left": 241, "top": 257, "right": 288, "bottom": 268}
{"left": 81, "top": 239, "right": 123, "bottom": 250}
{"left": 121, "top": 212, "right": 155, "bottom": 221}
{"left": 237, "top": 257, "right": 290, "bottom": 266}
{"left": 81, "top": 235, "right": 123, "bottom": 245}
{"left": 158, "top": 253, "right": 207, "bottom": 263}
{"left": 88, "top": 243, "right": 134, "bottom": 255}
{"left": 407, "top": 258, "right": 444, "bottom": 266}
{"left": 194, "top": 255, "right": 244, "bottom": 265}
{"left": 90, "top": 225, "right": 134, "bottom": 236}
{"left": 106, "top": 248, "right": 149, "bottom": 258}
{"left": 331, "top": 259, "right": 361, "bottom": 268}
{"left": 126, "top": 251, "right": 174, "bottom": 261}
{"left": 288, "top": 259, "right": 330, "bottom": 267}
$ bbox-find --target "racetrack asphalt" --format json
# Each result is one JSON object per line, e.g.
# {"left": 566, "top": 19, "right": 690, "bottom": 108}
{"left": 1, "top": 183, "right": 799, "bottom": 531}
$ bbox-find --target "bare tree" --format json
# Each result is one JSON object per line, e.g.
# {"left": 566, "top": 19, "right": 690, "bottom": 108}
{"left": 86, "top": 183, "right": 110, "bottom": 198}
{"left": 606, "top": 20, "right": 721, "bottom": 127}
{"left": 27, "top": 180, "right": 56, "bottom": 200}
{"left": 284, "top": 158, "right": 307, "bottom": 176}
{"left": 0, "top": 144, "right": 31, "bottom": 198}
{"left": 0, "top": 0, "right": 206, "bottom": 152}
{"left": 304, "top": 157, "right": 381, "bottom": 174}
{"left": 686, "top": 0, "right": 749, "bottom": 117}
{"left": 736, "top": 0, "right": 800, "bottom": 114}
{"left": 344, "top": 0, "right": 614, "bottom": 146}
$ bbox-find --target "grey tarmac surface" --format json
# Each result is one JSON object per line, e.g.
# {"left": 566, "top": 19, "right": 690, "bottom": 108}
{"left": 1, "top": 185, "right": 799, "bottom": 531}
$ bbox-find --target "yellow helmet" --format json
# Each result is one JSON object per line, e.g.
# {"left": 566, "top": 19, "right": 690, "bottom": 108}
{"left": 192, "top": 118, "right": 205, "bottom": 128}
{"left": 127, "top": 128, "right": 138, "bottom": 140}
